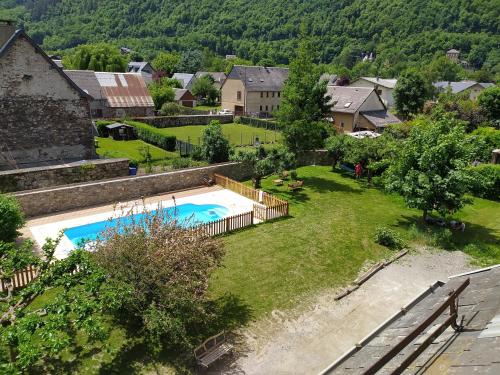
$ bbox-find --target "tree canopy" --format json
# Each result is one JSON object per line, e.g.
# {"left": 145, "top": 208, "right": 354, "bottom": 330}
{"left": 62, "top": 43, "right": 127, "bottom": 72}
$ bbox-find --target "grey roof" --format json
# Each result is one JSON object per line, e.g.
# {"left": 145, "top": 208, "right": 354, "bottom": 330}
{"left": 195, "top": 71, "right": 227, "bottom": 83}
{"left": 105, "top": 122, "right": 132, "bottom": 130}
{"left": 173, "top": 88, "right": 192, "bottom": 101}
{"left": 434, "top": 81, "right": 495, "bottom": 94}
{"left": 128, "top": 61, "right": 154, "bottom": 73}
{"left": 361, "top": 110, "right": 401, "bottom": 128}
{"left": 326, "top": 86, "right": 376, "bottom": 113}
{"left": 65, "top": 70, "right": 104, "bottom": 100}
{"left": 226, "top": 65, "right": 289, "bottom": 91}
{"left": 357, "top": 77, "right": 398, "bottom": 89}
{"left": 172, "top": 73, "right": 195, "bottom": 89}
{"left": 447, "top": 48, "right": 460, "bottom": 53}
{"left": 326, "top": 265, "right": 500, "bottom": 374}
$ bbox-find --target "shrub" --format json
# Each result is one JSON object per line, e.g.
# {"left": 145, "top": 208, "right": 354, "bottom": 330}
{"left": 159, "top": 102, "right": 182, "bottom": 116}
{"left": 95, "top": 121, "right": 111, "bottom": 137}
{"left": 171, "top": 157, "right": 193, "bottom": 170}
{"left": 201, "top": 120, "right": 230, "bottom": 163}
{"left": 126, "top": 121, "right": 177, "bottom": 151}
{"left": 467, "top": 164, "right": 500, "bottom": 200}
{"left": 290, "top": 170, "right": 298, "bottom": 181}
{"left": 129, "top": 159, "right": 139, "bottom": 168}
{"left": 374, "top": 227, "right": 406, "bottom": 249}
{"left": 0, "top": 194, "right": 25, "bottom": 242}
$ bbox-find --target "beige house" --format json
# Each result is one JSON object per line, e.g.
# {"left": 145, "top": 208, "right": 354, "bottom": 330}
{"left": 349, "top": 77, "right": 397, "bottom": 108}
{"left": 220, "top": 65, "right": 289, "bottom": 116}
{"left": 434, "top": 81, "right": 495, "bottom": 100}
{"left": 326, "top": 86, "right": 401, "bottom": 133}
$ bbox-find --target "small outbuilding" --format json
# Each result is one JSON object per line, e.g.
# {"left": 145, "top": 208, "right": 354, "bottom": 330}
{"left": 173, "top": 88, "right": 197, "bottom": 107}
{"left": 104, "top": 123, "right": 136, "bottom": 141}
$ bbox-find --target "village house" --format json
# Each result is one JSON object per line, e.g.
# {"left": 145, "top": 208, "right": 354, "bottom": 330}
{"left": 220, "top": 65, "right": 289, "bottom": 116}
{"left": 195, "top": 71, "right": 227, "bottom": 91}
{"left": 65, "top": 70, "right": 155, "bottom": 118}
{"left": 173, "top": 88, "right": 197, "bottom": 108}
{"left": 434, "top": 81, "right": 495, "bottom": 100}
{"left": 127, "top": 61, "right": 155, "bottom": 83}
{"left": 0, "top": 21, "right": 95, "bottom": 170}
{"left": 326, "top": 86, "right": 401, "bottom": 133}
{"left": 172, "top": 72, "right": 195, "bottom": 90}
{"left": 349, "top": 77, "right": 398, "bottom": 108}
{"left": 446, "top": 48, "right": 460, "bottom": 62}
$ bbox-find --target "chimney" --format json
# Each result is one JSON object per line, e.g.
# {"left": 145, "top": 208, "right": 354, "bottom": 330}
{"left": 0, "top": 20, "right": 16, "bottom": 48}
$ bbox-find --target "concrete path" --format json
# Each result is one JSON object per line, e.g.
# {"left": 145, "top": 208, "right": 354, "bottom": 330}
{"left": 218, "top": 249, "right": 474, "bottom": 375}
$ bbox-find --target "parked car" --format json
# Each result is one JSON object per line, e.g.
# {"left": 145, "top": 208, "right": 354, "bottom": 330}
{"left": 218, "top": 109, "right": 233, "bottom": 115}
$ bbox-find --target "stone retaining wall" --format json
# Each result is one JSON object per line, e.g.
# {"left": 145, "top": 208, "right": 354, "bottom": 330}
{"left": 296, "top": 150, "right": 335, "bottom": 166}
{"left": 0, "top": 159, "right": 130, "bottom": 193}
{"left": 132, "top": 114, "right": 233, "bottom": 128}
{"left": 16, "top": 162, "right": 252, "bottom": 217}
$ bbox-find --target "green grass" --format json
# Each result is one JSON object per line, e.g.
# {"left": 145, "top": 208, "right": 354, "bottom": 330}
{"left": 210, "top": 166, "right": 500, "bottom": 317}
{"left": 194, "top": 104, "right": 221, "bottom": 111}
{"left": 95, "top": 137, "right": 178, "bottom": 165}
{"left": 156, "top": 123, "right": 282, "bottom": 146}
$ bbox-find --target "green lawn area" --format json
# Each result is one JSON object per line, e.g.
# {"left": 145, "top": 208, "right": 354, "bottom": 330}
{"left": 95, "top": 137, "right": 178, "bottom": 164}
{"left": 194, "top": 104, "right": 221, "bottom": 111}
{"left": 210, "top": 166, "right": 500, "bottom": 317}
{"left": 157, "top": 123, "right": 282, "bottom": 146}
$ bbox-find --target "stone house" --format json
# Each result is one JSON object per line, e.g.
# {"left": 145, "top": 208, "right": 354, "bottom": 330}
{"left": 220, "top": 65, "right": 289, "bottom": 117}
{"left": 349, "top": 77, "right": 398, "bottom": 108}
{"left": 433, "top": 81, "right": 495, "bottom": 100}
{"left": 173, "top": 88, "right": 196, "bottom": 108}
{"left": 65, "top": 70, "right": 155, "bottom": 118}
{"left": 326, "top": 86, "right": 401, "bottom": 133}
{"left": 0, "top": 22, "right": 95, "bottom": 170}
{"left": 446, "top": 49, "right": 460, "bottom": 62}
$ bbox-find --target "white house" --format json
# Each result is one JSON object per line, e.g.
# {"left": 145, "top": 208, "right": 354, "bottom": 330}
{"left": 349, "top": 77, "right": 398, "bottom": 108}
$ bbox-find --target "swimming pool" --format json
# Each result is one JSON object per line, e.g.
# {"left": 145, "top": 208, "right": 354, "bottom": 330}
{"left": 63, "top": 203, "right": 229, "bottom": 246}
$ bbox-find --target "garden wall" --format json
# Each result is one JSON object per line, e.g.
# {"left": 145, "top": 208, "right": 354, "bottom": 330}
{"left": 16, "top": 162, "right": 252, "bottom": 217}
{"left": 0, "top": 159, "right": 130, "bottom": 193}
{"left": 132, "top": 114, "right": 233, "bottom": 128}
{"left": 296, "top": 150, "right": 335, "bottom": 166}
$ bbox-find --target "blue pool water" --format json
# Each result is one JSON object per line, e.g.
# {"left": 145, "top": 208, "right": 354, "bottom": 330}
{"left": 64, "top": 203, "right": 229, "bottom": 246}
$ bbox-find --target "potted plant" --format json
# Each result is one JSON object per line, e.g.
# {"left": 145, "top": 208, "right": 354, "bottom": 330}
{"left": 129, "top": 160, "right": 139, "bottom": 175}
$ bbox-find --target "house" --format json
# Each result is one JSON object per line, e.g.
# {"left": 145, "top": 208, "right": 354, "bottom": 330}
{"left": 446, "top": 48, "right": 460, "bottom": 62}
{"left": 128, "top": 61, "right": 155, "bottom": 84}
{"left": 0, "top": 21, "right": 95, "bottom": 170}
{"left": 195, "top": 71, "right": 227, "bottom": 91}
{"left": 172, "top": 72, "right": 195, "bottom": 90}
{"left": 220, "top": 65, "right": 289, "bottom": 116}
{"left": 326, "top": 86, "right": 401, "bottom": 133}
{"left": 349, "top": 77, "right": 398, "bottom": 108}
{"left": 173, "top": 88, "right": 196, "bottom": 107}
{"left": 66, "top": 70, "right": 155, "bottom": 118}
{"left": 326, "top": 265, "right": 500, "bottom": 374}
{"left": 434, "top": 81, "right": 495, "bottom": 100}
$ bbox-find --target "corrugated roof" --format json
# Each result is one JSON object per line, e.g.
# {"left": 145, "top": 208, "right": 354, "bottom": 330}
{"left": 226, "top": 65, "right": 289, "bottom": 91}
{"left": 359, "top": 77, "right": 398, "bottom": 89}
{"left": 65, "top": 70, "right": 104, "bottom": 100}
{"left": 361, "top": 110, "right": 401, "bottom": 128}
{"left": 326, "top": 86, "right": 374, "bottom": 113}
{"left": 94, "top": 72, "right": 154, "bottom": 108}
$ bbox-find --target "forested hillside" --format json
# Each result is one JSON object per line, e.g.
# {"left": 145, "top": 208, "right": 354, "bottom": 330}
{"left": 1, "top": 0, "right": 499, "bottom": 75}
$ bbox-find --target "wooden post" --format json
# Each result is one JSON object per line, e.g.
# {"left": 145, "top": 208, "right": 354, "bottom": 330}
{"left": 225, "top": 216, "right": 230, "bottom": 232}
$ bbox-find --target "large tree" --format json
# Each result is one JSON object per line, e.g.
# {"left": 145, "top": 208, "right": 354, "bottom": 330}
{"left": 152, "top": 52, "right": 181, "bottom": 76}
{"left": 62, "top": 43, "right": 127, "bottom": 72}
{"left": 385, "top": 115, "right": 473, "bottom": 220}
{"left": 191, "top": 75, "right": 219, "bottom": 105}
{"left": 478, "top": 86, "right": 500, "bottom": 121}
{"left": 393, "top": 68, "right": 433, "bottom": 118}
{"left": 201, "top": 120, "right": 230, "bottom": 163}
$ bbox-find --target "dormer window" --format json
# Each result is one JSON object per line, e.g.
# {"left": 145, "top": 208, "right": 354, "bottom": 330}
{"left": 344, "top": 102, "right": 352, "bottom": 108}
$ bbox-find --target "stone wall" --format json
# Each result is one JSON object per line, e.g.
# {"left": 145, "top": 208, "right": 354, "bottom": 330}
{"left": 296, "top": 150, "right": 335, "bottom": 166}
{"left": 132, "top": 114, "right": 233, "bottom": 128}
{"left": 16, "top": 162, "right": 252, "bottom": 217}
{"left": 0, "top": 159, "right": 129, "bottom": 193}
{"left": 0, "top": 33, "right": 95, "bottom": 170}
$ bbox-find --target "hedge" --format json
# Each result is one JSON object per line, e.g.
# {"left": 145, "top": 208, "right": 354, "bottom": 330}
{"left": 125, "top": 121, "right": 177, "bottom": 152}
{"left": 238, "top": 116, "right": 281, "bottom": 130}
{"left": 467, "top": 164, "right": 500, "bottom": 200}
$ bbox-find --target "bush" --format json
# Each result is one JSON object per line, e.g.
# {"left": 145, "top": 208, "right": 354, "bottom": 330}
{"left": 239, "top": 116, "right": 280, "bottom": 130}
{"left": 129, "top": 159, "right": 139, "bottom": 168}
{"left": 95, "top": 121, "right": 112, "bottom": 137}
{"left": 0, "top": 194, "right": 25, "bottom": 242}
{"left": 290, "top": 170, "right": 298, "bottom": 180}
{"left": 467, "top": 164, "right": 500, "bottom": 200}
{"left": 159, "top": 102, "right": 182, "bottom": 116}
{"left": 126, "top": 121, "right": 177, "bottom": 151}
{"left": 171, "top": 157, "right": 193, "bottom": 170}
{"left": 201, "top": 120, "right": 230, "bottom": 163}
{"left": 374, "top": 227, "right": 406, "bottom": 249}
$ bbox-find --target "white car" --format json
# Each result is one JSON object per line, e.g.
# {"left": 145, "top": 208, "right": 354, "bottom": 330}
{"left": 218, "top": 109, "right": 233, "bottom": 115}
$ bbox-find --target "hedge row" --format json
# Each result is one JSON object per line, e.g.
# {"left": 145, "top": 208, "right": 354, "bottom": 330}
{"left": 467, "top": 164, "right": 500, "bottom": 200}
{"left": 238, "top": 116, "right": 281, "bottom": 130}
{"left": 125, "top": 121, "right": 177, "bottom": 152}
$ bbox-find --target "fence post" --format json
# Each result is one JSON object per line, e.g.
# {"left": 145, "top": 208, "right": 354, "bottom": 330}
{"left": 225, "top": 216, "right": 230, "bottom": 232}
{"left": 250, "top": 210, "right": 254, "bottom": 224}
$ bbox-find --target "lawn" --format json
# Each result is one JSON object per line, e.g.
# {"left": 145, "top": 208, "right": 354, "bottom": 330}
{"left": 95, "top": 137, "right": 179, "bottom": 165}
{"left": 157, "top": 123, "right": 282, "bottom": 146}
{"left": 210, "top": 166, "right": 500, "bottom": 317}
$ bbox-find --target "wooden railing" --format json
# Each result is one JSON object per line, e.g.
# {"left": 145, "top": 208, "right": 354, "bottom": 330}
{"left": 200, "top": 211, "right": 254, "bottom": 236}
{"left": 213, "top": 173, "right": 289, "bottom": 220}
{"left": 0, "top": 265, "right": 38, "bottom": 293}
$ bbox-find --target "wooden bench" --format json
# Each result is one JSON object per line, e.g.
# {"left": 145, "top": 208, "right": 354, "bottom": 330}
{"left": 194, "top": 331, "right": 233, "bottom": 368}
{"left": 288, "top": 180, "right": 304, "bottom": 191}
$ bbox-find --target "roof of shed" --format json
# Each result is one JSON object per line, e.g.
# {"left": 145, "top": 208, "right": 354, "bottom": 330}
{"left": 326, "top": 86, "right": 375, "bottom": 113}
{"left": 326, "top": 265, "right": 500, "bottom": 374}
{"left": 361, "top": 110, "right": 401, "bottom": 128}
{"left": 94, "top": 72, "right": 154, "bottom": 108}
{"left": 226, "top": 65, "right": 289, "bottom": 91}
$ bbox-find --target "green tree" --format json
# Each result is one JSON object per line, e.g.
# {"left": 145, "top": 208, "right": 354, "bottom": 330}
{"left": 0, "top": 194, "right": 25, "bottom": 243}
{"left": 191, "top": 75, "right": 218, "bottom": 105}
{"left": 325, "top": 134, "right": 353, "bottom": 170}
{"left": 152, "top": 52, "right": 181, "bottom": 76}
{"left": 468, "top": 127, "right": 500, "bottom": 162}
{"left": 386, "top": 116, "right": 473, "bottom": 220}
{"left": 201, "top": 121, "right": 230, "bottom": 163}
{"left": 148, "top": 79, "right": 175, "bottom": 110}
{"left": 425, "top": 56, "right": 464, "bottom": 82}
{"left": 393, "top": 68, "right": 433, "bottom": 118}
{"left": 477, "top": 86, "right": 500, "bottom": 121}
{"left": 176, "top": 50, "right": 203, "bottom": 74}
{"left": 62, "top": 43, "right": 127, "bottom": 72}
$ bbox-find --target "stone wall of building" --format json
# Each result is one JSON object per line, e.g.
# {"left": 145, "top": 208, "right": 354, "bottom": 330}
{"left": 0, "top": 33, "right": 95, "bottom": 170}
{"left": 16, "top": 162, "right": 252, "bottom": 217}
{"left": 296, "top": 150, "right": 335, "bottom": 166}
{"left": 133, "top": 114, "right": 233, "bottom": 128}
{"left": 0, "top": 159, "right": 129, "bottom": 193}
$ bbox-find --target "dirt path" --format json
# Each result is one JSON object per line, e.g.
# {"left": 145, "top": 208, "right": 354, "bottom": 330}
{"left": 216, "top": 249, "right": 474, "bottom": 375}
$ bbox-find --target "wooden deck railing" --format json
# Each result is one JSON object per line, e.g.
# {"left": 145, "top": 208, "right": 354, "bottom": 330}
{"left": 213, "top": 173, "right": 289, "bottom": 220}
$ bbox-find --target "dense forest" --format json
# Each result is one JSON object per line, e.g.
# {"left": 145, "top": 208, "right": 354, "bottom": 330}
{"left": 1, "top": 0, "right": 499, "bottom": 76}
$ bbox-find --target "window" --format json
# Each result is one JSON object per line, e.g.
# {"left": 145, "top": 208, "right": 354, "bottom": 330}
{"left": 260, "top": 92, "right": 263, "bottom": 98}
{"left": 340, "top": 122, "right": 344, "bottom": 128}
{"left": 278, "top": 92, "right": 281, "bottom": 98}
{"left": 265, "top": 105, "right": 268, "bottom": 111}
{"left": 344, "top": 102, "right": 352, "bottom": 108}
{"left": 377, "top": 89, "right": 382, "bottom": 95}
{"left": 272, "top": 92, "right": 275, "bottom": 97}
{"left": 260, "top": 105, "right": 263, "bottom": 111}
{"left": 271, "top": 105, "right": 274, "bottom": 110}
{"left": 237, "top": 91, "right": 242, "bottom": 100}
{"left": 266, "top": 92, "right": 269, "bottom": 98}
